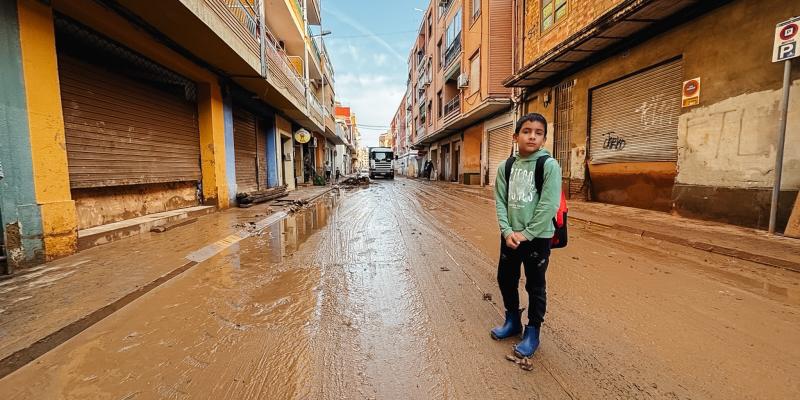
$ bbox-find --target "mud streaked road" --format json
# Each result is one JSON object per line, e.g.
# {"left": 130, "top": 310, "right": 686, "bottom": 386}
{"left": 1, "top": 179, "right": 798, "bottom": 399}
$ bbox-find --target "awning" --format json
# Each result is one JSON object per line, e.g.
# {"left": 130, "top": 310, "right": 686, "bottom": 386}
{"left": 503, "top": 0, "right": 730, "bottom": 89}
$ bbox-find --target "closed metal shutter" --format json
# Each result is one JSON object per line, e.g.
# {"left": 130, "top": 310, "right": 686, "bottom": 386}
{"left": 488, "top": 123, "right": 513, "bottom": 186}
{"left": 233, "top": 109, "right": 259, "bottom": 193}
{"left": 257, "top": 118, "right": 268, "bottom": 189}
{"left": 590, "top": 59, "right": 682, "bottom": 164}
{"left": 59, "top": 56, "right": 201, "bottom": 188}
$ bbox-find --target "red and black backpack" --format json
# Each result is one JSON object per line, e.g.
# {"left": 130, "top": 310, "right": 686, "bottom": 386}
{"left": 504, "top": 155, "right": 568, "bottom": 249}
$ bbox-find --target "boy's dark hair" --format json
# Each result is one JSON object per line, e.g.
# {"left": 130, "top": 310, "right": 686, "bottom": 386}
{"left": 514, "top": 113, "right": 548, "bottom": 137}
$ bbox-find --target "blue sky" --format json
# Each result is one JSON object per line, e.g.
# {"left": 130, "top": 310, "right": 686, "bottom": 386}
{"left": 321, "top": 1, "right": 427, "bottom": 147}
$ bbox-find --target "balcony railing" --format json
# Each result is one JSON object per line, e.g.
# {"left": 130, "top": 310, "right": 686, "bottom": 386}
{"left": 308, "top": 27, "right": 322, "bottom": 62}
{"left": 308, "top": 91, "right": 324, "bottom": 124}
{"left": 206, "top": 0, "right": 261, "bottom": 57}
{"left": 444, "top": 96, "right": 461, "bottom": 117}
{"left": 265, "top": 38, "right": 306, "bottom": 107}
{"left": 444, "top": 39, "right": 462, "bottom": 69}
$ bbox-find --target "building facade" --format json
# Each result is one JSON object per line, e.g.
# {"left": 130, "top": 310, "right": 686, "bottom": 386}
{"left": 505, "top": 0, "right": 800, "bottom": 232}
{"left": 0, "top": 0, "right": 347, "bottom": 271}
{"left": 398, "top": 0, "right": 515, "bottom": 186}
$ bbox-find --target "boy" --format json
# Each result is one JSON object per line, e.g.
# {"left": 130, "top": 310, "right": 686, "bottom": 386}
{"left": 491, "top": 113, "right": 562, "bottom": 359}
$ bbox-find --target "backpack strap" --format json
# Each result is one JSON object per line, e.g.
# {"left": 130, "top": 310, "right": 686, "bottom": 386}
{"left": 534, "top": 155, "right": 551, "bottom": 194}
{"left": 504, "top": 156, "right": 516, "bottom": 201}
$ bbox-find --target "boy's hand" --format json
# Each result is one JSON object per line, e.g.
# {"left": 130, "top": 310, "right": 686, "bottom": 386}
{"left": 506, "top": 232, "right": 528, "bottom": 249}
{"left": 505, "top": 234, "right": 519, "bottom": 250}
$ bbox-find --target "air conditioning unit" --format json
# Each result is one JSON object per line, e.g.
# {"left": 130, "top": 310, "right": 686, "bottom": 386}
{"left": 457, "top": 73, "right": 469, "bottom": 89}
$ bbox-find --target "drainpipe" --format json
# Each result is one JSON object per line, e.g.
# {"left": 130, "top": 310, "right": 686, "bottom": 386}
{"left": 303, "top": 0, "right": 310, "bottom": 109}
{"left": 258, "top": 0, "right": 268, "bottom": 78}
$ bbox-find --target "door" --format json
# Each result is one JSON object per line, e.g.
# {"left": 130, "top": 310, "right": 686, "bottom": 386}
{"left": 554, "top": 80, "right": 574, "bottom": 177}
{"left": 233, "top": 109, "right": 259, "bottom": 193}
{"left": 452, "top": 141, "right": 460, "bottom": 182}
{"left": 487, "top": 123, "right": 513, "bottom": 186}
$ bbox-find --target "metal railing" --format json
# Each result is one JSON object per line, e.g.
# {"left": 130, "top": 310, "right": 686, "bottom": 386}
{"left": 206, "top": 0, "right": 261, "bottom": 57}
{"left": 444, "top": 39, "right": 462, "bottom": 69}
{"left": 264, "top": 38, "right": 306, "bottom": 106}
{"left": 308, "top": 91, "right": 324, "bottom": 124}
{"left": 444, "top": 95, "right": 460, "bottom": 117}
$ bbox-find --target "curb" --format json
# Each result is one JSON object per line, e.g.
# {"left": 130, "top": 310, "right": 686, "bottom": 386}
{"left": 572, "top": 216, "right": 800, "bottom": 273}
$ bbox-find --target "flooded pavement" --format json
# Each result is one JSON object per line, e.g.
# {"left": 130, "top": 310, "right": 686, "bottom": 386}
{"left": 1, "top": 179, "right": 799, "bottom": 399}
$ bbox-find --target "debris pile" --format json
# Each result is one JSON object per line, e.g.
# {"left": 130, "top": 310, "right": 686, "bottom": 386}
{"left": 339, "top": 175, "right": 371, "bottom": 186}
{"left": 237, "top": 186, "right": 288, "bottom": 208}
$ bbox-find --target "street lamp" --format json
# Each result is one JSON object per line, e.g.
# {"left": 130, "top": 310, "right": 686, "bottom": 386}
{"left": 311, "top": 30, "right": 332, "bottom": 38}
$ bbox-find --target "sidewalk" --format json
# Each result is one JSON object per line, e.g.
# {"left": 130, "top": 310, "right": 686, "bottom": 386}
{"left": 431, "top": 180, "right": 800, "bottom": 273}
{"left": 0, "top": 184, "right": 336, "bottom": 378}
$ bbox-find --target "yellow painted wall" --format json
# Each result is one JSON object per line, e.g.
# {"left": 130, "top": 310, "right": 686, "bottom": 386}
{"left": 17, "top": 0, "right": 77, "bottom": 260}
{"left": 198, "top": 83, "right": 229, "bottom": 208}
{"left": 54, "top": 0, "right": 230, "bottom": 209}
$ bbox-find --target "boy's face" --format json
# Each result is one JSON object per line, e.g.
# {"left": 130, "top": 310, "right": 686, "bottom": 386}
{"left": 514, "top": 120, "right": 547, "bottom": 155}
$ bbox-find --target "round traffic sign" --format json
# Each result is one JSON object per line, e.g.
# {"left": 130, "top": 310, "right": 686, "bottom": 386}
{"left": 683, "top": 79, "right": 699, "bottom": 96}
{"left": 780, "top": 23, "right": 798, "bottom": 41}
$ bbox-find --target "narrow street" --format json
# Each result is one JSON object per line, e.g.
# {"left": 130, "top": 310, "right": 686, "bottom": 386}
{"left": 1, "top": 179, "right": 798, "bottom": 399}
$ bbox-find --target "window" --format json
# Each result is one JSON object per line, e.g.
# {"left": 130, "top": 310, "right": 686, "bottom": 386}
{"left": 469, "top": 54, "right": 480, "bottom": 94}
{"left": 437, "top": 39, "right": 443, "bottom": 70}
{"left": 439, "top": 0, "right": 454, "bottom": 17}
{"left": 445, "top": 10, "right": 462, "bottom": 47}
{"left": 472, "top": 0, "right": 481, "bottom": 20}
{"left": 427, "top": 102, "right": 433, "bottom": 126}
{"left": 428, "top": 14, "right": 433, "bottom": 37}
{"left": 437, "top": 90, "right": 444, "bottom": 117}
{"left": 541, "top": 0, "right": 567, "bottom": 31}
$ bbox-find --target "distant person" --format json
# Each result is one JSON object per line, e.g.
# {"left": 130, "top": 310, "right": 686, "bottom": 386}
{"left": 424, "top": 160, "right": 433, "bottom": 180}
{"left": 335, "top": 167, "right": 341, "bottom": 182}
{"left": 325, "top": 161, "right": 332, "bottom": 182}
{"left": 490, "top": 113, "right": 561, "bottom": 360}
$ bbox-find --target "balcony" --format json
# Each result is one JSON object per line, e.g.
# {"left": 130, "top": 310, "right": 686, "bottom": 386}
{"left": 444, "top": 96, "right": 461, "bottom": 118}
{"left": 308, "top": 91, "right": 324, "bottom": 125}
{"left": 444, "top": 39, "right": 462, "bottom": 70}
{"left": 205, "top": 0, "right": 260, "bottom": 59}
{"left": 264, "top": 35, "right": 306, "bottom": 107}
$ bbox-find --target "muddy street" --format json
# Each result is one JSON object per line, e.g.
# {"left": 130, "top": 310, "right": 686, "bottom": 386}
{"left": 1, "top": 179, "right": 799, "bottom": 399}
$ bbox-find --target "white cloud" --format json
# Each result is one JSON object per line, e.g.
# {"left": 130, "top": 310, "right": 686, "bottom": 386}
{"left": 372, "top": 53, "right": 388, "bottom": 66}
{"left": 335, "top": 73, "right": 405, "bottom": 147}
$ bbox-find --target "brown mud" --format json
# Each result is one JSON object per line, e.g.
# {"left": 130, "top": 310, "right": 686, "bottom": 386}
{"left": 0, "top": 179, "right": 798, "bottom": 399}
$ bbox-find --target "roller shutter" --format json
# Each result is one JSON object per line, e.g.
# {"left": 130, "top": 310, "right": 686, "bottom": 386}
{"left": 59, "top": 56, "right": 201, "bottom": 188}
{"left": 590, "top": 59, "right": 682, "bottom": 164}
{"left": 488, "top": 123, "right": 513, "bottom": 186}
{"left": 233, "top": 109, "right": 260, "bottom": 193}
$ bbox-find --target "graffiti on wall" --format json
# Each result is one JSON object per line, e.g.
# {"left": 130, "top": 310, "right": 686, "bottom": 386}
{"left": 635, "top": 94, "right": 674, "bottom": 130}
{"left": 602, "top": 132, "right": 627, "bottom": 150}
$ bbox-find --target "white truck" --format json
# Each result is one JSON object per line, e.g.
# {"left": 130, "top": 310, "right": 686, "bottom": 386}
{"left": 368, "top": 147, "right": 395, "bottom": 180}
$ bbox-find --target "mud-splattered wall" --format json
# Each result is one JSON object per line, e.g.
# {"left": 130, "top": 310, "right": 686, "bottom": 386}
{"left": 0, "top": 0, "right": 44, "bottom": 270}
{"left": 518, "top": 0, "right": 800, "bottom": 230}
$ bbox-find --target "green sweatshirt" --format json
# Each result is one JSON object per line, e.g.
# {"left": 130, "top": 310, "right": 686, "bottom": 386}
{"left": 494, "top": 148, "right": 562, "bottom": 240}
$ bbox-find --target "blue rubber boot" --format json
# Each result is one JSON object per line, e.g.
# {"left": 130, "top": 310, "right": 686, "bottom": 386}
{"left": 513, "top": 325, "right": 541, "bottom": 358}
{"left": 490, "top": 310, "right": 522, "bottom": 340}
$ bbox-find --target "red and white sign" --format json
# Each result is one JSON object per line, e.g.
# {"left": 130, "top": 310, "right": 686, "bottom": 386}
{"left": 773, "top": 16, "right": 800, "bottom": 62}
{"left": 681, "top": 78, "right": 701, "bottom": 108}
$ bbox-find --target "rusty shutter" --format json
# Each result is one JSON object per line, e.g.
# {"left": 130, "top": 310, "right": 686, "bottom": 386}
{"left": 590, "top": 59, "right": 682, "bottom": 164}
{"left": 488, "top": 123, "right": 513, "bottom": 186}
{"left": 233, "top": 109, "right": 259, "bottom": 193}
{"left": 59, "top": 56, "right": 201, "bottom": 188}
{"left": 488, "top": 0, "right": 512, "bottom": 95}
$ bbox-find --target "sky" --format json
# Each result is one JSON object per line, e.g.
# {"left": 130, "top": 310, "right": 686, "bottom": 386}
{"left": 320, "top": 1, "right": 427, "bottom": 147}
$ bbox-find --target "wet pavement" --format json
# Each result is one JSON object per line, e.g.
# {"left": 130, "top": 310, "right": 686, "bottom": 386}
{"left": 1, "top": 179, "right": 799, "bottom": 399}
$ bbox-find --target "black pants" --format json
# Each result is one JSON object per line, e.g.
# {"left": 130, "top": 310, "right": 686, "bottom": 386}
{"left": 497, "top": 237, "right": 551, "bottom": 328}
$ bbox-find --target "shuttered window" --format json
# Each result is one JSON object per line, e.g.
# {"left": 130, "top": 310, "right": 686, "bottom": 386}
{"left": 488, "top": 123, "right": 514, "bottom": 186}
{"left": 590, "top": 59, "right": 682, "bottom": 164}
